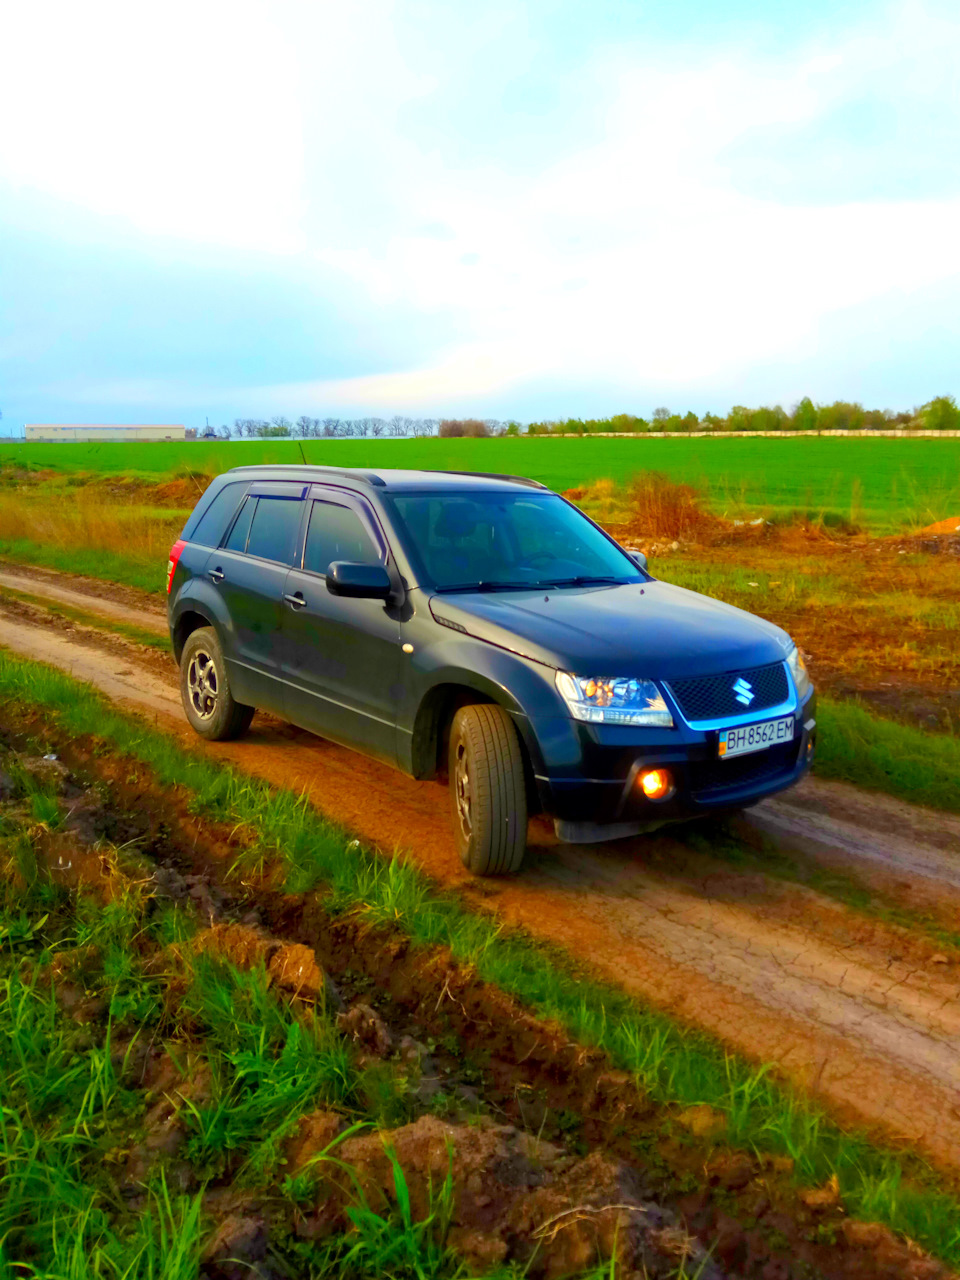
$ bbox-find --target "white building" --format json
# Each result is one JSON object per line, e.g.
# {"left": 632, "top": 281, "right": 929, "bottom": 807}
{"left": 24, "top": 424, "right": 186, "bottom": 442}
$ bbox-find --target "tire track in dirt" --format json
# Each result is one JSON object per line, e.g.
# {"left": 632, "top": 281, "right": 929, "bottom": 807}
{"left": 2, "top": 581, "right": 960, "bottom": 1171}
{"left": 0, "top": 566, "right": 168, "bottom": 631}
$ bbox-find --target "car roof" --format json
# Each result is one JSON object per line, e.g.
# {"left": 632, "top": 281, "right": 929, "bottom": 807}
{"left": 224, "top": 465, "right": 549, "bottom": 493}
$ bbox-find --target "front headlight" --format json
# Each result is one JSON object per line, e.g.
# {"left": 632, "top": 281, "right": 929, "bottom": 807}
{"left": 786, "top": 644, "right": 811, "bottom": 698}
{"left": 555, "top": 672, "right": 674, "bottom": 727}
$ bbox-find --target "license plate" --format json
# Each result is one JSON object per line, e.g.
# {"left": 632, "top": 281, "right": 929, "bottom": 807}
{"left": 719, "top": 715, "right": 794, "bottom": 759}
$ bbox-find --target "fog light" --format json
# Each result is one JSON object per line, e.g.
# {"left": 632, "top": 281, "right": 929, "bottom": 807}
{"left": 638, "top": 768, "right": 674, "bottom": 801}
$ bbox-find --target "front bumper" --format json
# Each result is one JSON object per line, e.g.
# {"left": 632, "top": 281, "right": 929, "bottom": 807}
{"left": 534, "top": 690, "right": 816, "bottom": 838}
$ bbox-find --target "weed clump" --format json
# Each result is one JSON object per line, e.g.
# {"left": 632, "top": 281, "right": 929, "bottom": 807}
{"left": 627, "top": 470, "right": 718, "bottom": 540}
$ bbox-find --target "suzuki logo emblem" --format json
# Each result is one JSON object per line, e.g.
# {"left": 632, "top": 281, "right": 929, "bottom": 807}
{"left": 733, "top": 678, "right": 755, "bottom": 706}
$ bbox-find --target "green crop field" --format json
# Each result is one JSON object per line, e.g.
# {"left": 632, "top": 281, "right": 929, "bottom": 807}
{"left": 2, "top": 435, "right": 959, "bottom": 530}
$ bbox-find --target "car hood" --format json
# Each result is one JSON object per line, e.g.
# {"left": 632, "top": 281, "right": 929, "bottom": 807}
{"left": 429, "top": 580, "right": 793, "bottom": 678}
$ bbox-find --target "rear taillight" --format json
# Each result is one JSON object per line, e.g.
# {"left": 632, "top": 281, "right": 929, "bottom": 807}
{"left": 166, "top": 540, "right": 186, "bottom": 594}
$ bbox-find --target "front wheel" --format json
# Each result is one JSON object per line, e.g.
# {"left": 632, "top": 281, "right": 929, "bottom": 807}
{"left": 448, "top": 704, "right": 528, "bottom": 876}
{"left": 180, "top": 626, "right": 254, "bottom": 741}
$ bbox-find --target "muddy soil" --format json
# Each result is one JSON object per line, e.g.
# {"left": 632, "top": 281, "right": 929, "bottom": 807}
{"left": 1, "top": 573, "right": 960, "bottom": 1175}
{"left": 5, "top": 718, "right": 952, "bottom": 1280}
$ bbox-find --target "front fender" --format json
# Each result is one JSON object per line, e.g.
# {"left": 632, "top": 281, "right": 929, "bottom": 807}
{"left": 397, "top": 629, "right": 583, "bottom": 780}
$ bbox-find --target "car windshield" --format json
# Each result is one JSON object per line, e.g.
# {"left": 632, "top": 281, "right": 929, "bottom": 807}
{"left": 387, "top": 490, "right": 643, "bottom": 591}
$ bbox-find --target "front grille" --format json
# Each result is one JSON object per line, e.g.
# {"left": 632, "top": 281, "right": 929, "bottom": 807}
{"left": 667, "top": 661, "right": 789, "bottom": 723}
{"left": 689, "top": 738, "right": 800, "bottom": 798}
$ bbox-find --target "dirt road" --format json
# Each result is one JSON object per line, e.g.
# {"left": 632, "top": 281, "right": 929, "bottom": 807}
{"left": 2, "top": 565, "right": 959, "bottom": 1172}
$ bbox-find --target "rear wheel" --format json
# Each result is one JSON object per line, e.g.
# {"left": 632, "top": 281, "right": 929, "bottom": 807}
{"left": 180, "top": 626, "right": 254, "bottom": 741}
{"left": 448, "top": 704, "right": 528, "bottom": 876}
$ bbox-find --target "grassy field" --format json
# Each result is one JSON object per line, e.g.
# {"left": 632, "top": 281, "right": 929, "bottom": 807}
{"left": 3, "top": 436, "right": 960, "bottom": 531}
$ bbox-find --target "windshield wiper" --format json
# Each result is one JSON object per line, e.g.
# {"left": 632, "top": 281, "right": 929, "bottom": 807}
{"left": 542, "top": 575, "right": 633, "bottom": 588}
{"left": 435, "top": 580, "right": 540, "bottom": 594}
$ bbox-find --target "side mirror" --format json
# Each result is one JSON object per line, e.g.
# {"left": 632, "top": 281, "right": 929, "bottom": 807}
{"left": 628, "top": 549, "right": 648, "bottom": 571}
{"left": 326, "top": 561, "right": 392, "bottom": 600}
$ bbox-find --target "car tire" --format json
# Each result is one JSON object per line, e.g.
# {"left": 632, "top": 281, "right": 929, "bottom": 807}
{"left": 180, "top": 626, "right": 254, "bottom": 741}
{"left": 449, "top": 703, "right": 528, "bottom": 876}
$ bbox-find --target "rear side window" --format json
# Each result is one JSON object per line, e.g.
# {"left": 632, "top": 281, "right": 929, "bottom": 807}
{"left": 225, "top": 496, "right": 256, "bottom": 553}
{"left": 245, "top": 496, "right": 304, "bottom": 564}
{"left": 188, "top": 483, "right": 244, "bottom": 547}
{"left": 303, "top": 501, "right": 379, "bottom": 575}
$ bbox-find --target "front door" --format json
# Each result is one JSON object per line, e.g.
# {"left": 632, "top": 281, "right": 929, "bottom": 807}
{"left": 281, "top": 489, "right": 402, "bottom": 765}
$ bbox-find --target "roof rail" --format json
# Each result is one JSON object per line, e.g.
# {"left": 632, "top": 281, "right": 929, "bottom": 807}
{"left": 439, "top": 470, "right": 548, "bottom": 489}
{"left": 226, "top": 464, "right": 386, "bottom": 487}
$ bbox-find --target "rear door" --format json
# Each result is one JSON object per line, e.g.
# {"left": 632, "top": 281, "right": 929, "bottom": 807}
{"left": 280, "top": 487, "right": 402, "bottom": 764}
{"left": 205, "top": 483, "right": 307, "bottom": 711}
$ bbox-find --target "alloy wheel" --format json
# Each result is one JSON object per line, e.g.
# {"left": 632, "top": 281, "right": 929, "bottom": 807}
{"left": 187, "top": 649, "right": 219, "bottom": 720}
{"left": 454, "top": 739, "right": 472, "bottom": 838}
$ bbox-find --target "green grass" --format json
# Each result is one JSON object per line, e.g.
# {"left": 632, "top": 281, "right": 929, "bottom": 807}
{"left": 0, "top": 884, "right": 207, "bottom": 1276}
{"left": 1, "top": 650, "right": 959, "bottom": 1267}
{"left": 815, "top": 695, "right": 960, "bottom": 813}
{"left": 3, "top": 436, "right": 960, "bottom": 531}
{"left": 0, "top": 537, "right": 165, "bottom": 593}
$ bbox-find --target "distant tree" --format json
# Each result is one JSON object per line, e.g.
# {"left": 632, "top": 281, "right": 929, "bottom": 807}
{"left": 651, "top": 407, "right": 670, "bottom": 423}
{"left": 322, "top": 418, "right": 340, "bottom": 438}
{"left": 751, "top": 405, "right": 787, "bottom": 432}
{"left": 369, "top": 418, "right": 386, "bottom": 438}
{"left": 816, "top": 401, "right": 864, "bottom": 432}
{"left": 340, "top": 420, "right": 356, "bottom": 437}
{"left": 294, "top": 415, "right": 312, "bottom": 438}
{"left": 791, "top": 397, "right": 818, "bottom": 431}
{"left": 727, "top": 406, "right": 751, "bottom": 432}
{"left": 681, "top": 411, "right": 699, "bottom": 431}
{"left": 701, "top": 413, "right": 724, "bottom": 431}
{"left": 918, "top": 395, "right": 960, "bottom": 432}
{"left": 438, "top": 418, "right": 489, "bottom": 438}
{"left": 216, "top": 425, "right": 231, "bottom": 440}
{"left": 606, "top": 414, "right": 646, "bottom": 433}
{"left": 861, "top": 408, "right": 888, "bottom": 430}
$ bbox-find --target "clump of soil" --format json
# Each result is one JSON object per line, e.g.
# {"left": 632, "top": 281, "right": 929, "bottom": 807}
{"left": 301, "top": 1113, "right": 716, "bottom": 1279}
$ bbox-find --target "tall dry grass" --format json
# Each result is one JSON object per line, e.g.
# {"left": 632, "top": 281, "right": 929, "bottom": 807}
{"left": 566, "top": 472, "right": 719, "bottom": 539}
{"left": 0, "top": 492, "right": 185, "bottom": 567}
{"left": 626, "top": 471, "right": 719, "bottom": 540}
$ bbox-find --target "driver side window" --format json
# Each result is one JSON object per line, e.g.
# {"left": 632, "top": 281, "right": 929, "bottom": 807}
{"left": 303, "top": 501, "right": 379, "bottom": 576}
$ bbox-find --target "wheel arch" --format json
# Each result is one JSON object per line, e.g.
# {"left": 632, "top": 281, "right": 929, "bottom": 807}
{"left": 172, "top": 608, "right": 216, "bottom": 664}
{"left": 410, "top": 682, "right": 492, "bottom": 780}
{"left": 409, "top": 679, "right": 540, "bottom": 813}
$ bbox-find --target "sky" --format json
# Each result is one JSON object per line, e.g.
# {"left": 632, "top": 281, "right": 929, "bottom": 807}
{"left": 1, "top": 0, "right": 958, "bottom": 429}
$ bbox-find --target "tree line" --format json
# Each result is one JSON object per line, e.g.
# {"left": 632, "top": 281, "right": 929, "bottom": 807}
{"left": 526, "top": 396, "right": 960, "bottom": 435}
{"left": 198, "top": 397, "right": 960, "bottom": 440}
{"left": 201, "top": 416, "right": 521, "bottom": 440}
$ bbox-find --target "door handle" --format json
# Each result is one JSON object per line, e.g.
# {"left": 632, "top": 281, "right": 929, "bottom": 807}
{"left": 208, "top": 567, "right": 225, "bottom": 583}
{"left": 284, "top": 592, "right": 306, "bottom": 609}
